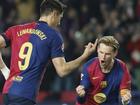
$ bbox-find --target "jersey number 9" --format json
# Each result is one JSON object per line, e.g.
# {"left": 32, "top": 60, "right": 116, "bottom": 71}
{"left": 18, "top": 42, "right": 33, "bottom": 71}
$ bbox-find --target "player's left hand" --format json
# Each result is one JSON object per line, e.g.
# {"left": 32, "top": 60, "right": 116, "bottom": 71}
{"left": 120, "top": 89, "right": 131, "bottom": 105}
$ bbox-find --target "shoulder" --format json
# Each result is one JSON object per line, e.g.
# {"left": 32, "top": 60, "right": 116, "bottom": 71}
{"left": 85, "top": 57, "right": 98, "bottom": 66}
{"left": 50, "top": 28, "right": 63, "bottom": 40}
{"left": 37, "top": 22, "right": 62, "bottom": 37}
{"left": 8, "top": 22, "right": 36, "bottom": 30}
{"left": 44, "top": 25, "right": 63, "bottom": 41}
{"left": 5, "top": 25, "right": 17, "bottom": 31}
{"left": 49, "top": 29, "right": 63, "bottom": 44}
{"left": 82, "top": 57, "right": 98, "bottom": 70}
{"left": 115, "top": 58, "right": 128, "bottom": 72}
{"left": 115, "top": 58, "right": 126, "bottom": 66}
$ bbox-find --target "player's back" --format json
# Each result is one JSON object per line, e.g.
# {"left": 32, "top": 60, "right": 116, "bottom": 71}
{"left": 3, "top": 21, "right": 64, "bottom": 101}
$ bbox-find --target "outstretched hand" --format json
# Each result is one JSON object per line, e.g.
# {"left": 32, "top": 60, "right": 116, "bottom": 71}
{"left": 82, "top": 39, "right": 98, "bottom": 58}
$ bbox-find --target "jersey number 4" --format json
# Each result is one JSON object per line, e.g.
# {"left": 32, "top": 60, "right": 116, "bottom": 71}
{"left": 18, "top": 42, "right": 33, "bottom": 71}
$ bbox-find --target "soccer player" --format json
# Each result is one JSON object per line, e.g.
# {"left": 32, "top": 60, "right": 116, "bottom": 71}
{"left": 0, "top": 0, "right": 97, "bottom": 105}
{"left": 76, "top": 36, "right": 132, "bottom": 105}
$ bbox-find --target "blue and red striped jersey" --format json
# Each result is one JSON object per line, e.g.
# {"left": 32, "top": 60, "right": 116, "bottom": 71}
{"left": 76, "top": 57, "right": 131, "bottom": 105}
{"left": 1, "top": 21, "right": 64, "bottom": 102}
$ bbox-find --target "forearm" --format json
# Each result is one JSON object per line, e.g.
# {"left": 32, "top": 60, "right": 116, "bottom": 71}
{"left": 61, "top": 41, "right": 98, "bottom": 76}
{"left": 53, "top": 41, "right": 97, "bottom": 77}
{"left": 63, "top": 55, "right": 87, "bottom": 75}
{"left": 54, "top": 55, "right": 87, "bottom": 77}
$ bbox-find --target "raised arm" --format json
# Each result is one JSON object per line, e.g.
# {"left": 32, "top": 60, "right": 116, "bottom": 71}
{"left": 52, "top": 40, "right": 98, "bottom": 77}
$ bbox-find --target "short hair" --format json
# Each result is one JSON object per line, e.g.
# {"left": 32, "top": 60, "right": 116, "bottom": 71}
{"left": 98, "top": 36, "right": 120, "bottom": 51}
{"left": 40, "top": 0, "right": 66, "bottom": 16}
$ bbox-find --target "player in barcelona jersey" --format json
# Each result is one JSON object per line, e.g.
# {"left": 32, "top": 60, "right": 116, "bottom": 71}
{"left": 0, "top": 0, "right": 98, "bottom": 105}
{"left": 76, "top": 36, "right": 132, "bottom": 105}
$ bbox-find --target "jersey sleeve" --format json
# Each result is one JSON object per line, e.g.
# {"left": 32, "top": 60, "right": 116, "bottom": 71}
{"left": 80, "top": 64, "right": 91, "bottom": 89}
{"left": 51, "top": 32, "right": 64, "bottom": 58}
{"left": 120, "top": 62, "right": 131, "bottom": 90}
{"left": 1, "top": 26, "right": 14, "bottom": 47}
{"left": 77, "top": 63, "right": 91, "bottom": 104}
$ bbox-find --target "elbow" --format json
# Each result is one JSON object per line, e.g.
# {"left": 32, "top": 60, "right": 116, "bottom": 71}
{"left": 57, "top": 68, "right": 68, "bottom": 77}
{"left": 57, "top": 71, "right": 67, "bottom": 77}
{"left": 55, "top": 63, "right": 71, "bottom": 77}
{"left": 58, "top": 74, "right": 65, "bottom": 78}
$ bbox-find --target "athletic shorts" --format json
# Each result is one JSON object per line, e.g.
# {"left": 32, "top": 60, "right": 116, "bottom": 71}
{"left": 3, "top": 94, "right": 36, "bottom": 105}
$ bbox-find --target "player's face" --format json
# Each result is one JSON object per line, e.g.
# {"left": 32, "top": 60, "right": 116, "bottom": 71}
{"left": 97, "top": 43, "right": 117, "bottom": 69}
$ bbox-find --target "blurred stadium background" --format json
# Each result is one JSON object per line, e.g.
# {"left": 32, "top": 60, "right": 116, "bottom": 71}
{"left": 0, "top": 0, "right": 140, "bottom": 105}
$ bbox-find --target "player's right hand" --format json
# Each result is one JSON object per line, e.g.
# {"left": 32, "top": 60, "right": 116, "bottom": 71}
{"left": 82, "top": 39, "right": 98, "bottom": 58}
{"left": 76, "top": 85, "right": 86, "bottom": 97}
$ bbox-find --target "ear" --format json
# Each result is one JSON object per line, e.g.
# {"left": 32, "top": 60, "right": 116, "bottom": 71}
{"left": 53, "top": 10, "right": 59, "bottom": 16}
{"left": 51, "top": 10, "right": 56, "bottom": 16}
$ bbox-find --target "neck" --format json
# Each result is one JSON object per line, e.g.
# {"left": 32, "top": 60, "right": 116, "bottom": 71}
{"left": 39, "top": 16, "right": 52, "bottom": 26}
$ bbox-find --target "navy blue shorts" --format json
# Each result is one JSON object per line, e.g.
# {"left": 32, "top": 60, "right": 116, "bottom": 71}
{"left": 3, "top": 94, "right": 36, "bottom": 105}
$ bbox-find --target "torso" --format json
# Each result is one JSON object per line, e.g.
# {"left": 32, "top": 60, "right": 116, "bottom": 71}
{"left": 2, "top": 21, "right": 64, "bottom": 102}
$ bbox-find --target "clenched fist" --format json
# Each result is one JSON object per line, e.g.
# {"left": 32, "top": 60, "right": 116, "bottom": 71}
{"left": 76, "top": 85, "right": 86, "bottom": 97}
